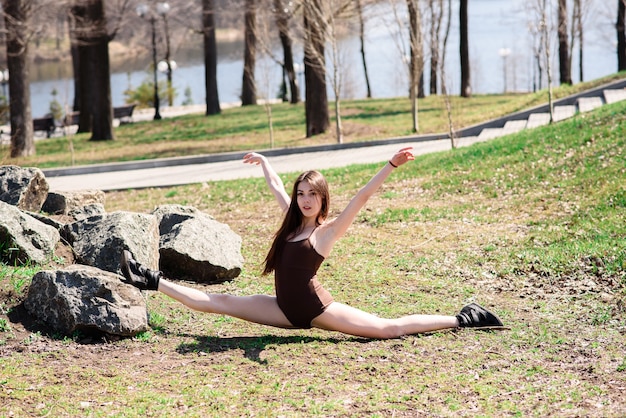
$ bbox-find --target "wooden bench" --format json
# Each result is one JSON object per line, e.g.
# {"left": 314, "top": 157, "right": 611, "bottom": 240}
{"left": 60, "top": 105, "right": 136, "bottom": 127}
{"left": 32, "top": 116, "right": 56, "bottom": 138}
{"left": 113, "top": 104, "right": 136, "bottom": 124}
{"left": 32, "top": 105, "right": 136, "bottom": 138}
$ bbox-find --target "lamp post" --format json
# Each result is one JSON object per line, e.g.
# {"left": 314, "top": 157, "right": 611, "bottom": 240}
{"left": 137, "top": 2, "right": 170, "bottom": 120}
{"left": 499, "top": 48, "right": 511, "bottom": 93}
{"left": 156, "top": 2, "right": 174, "bottom": 107}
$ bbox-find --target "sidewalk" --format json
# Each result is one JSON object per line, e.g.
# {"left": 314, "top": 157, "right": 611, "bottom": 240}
{"left": 42, "top": 78, "right": 626, "bottom": 192}
{"left": 44, "top": 136, "right": 484, "bottom": 192}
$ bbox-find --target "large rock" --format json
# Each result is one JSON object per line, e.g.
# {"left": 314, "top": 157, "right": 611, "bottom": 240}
{"left": 0, "top": 166, "right": 49, "bottom": 212}
{"left": 24, "top": 265, "right": 148, "bottom": 337}
{"left": 68, "top": 203, "right": 106, "bottom": 221}
{"left": 154, "top": 205, "right": 243, "bottom": 283}
{"left": 42, "top": 190, "right": 105, "bottom": 216}
{"left": 61, "top": 211, "right": 159, "bottom": 274}
{"left": 0, "top": 201, "right": 60, "bottom": 265}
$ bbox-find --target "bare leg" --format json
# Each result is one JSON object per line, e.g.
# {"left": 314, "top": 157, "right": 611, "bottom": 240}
{"left": 311, "top": 302, "right": 459, "bottom": 339}
{"left": 157, "top": 279, "right": 294, "bottom": 329}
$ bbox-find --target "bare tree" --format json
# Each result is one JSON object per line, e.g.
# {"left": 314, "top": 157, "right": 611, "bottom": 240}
{"left": 540, "top": 0, "right": 555, "bottom": 122}
{"left": 202, "top": 0, "right": 221, "bottom": 115}
{"left": 70, "top": 0, "right": 115, "bottom": 141}
{"left": 300, "top": 0, "right": 354, "bottom": 142}
{"left": 355, "top": 0, "right": 372, "bottom": 98}
{"left": 459, "top": 0, "right": 471, "bottom": 97}
{"left": 427, "top": 0, "right": 444, "bottom": 95}
{"left": 273, "top": 0, "right": 299, "bottom": 104}
{"left": 618, "top": 0, "right": 626, "bottom": 71}
{"left": 302, "top": 0, "right": 329, "bottom": 137}
{"left": 407, "top": 0, "right": 423, "bottom": 132}
{"left": 571, "top": 0, "right": 582, "bottom": 81}
{"left": 2, "top": 0, "right": 35, "bottom": 157}
{"left": 387, "top": 0, "right": 426, "bottom": 133}
{"left": 327, "top": 0, "right": 345, "bottom": 143}
{"left": 439, "top": 0, "right": 456, "bottom": 148}
{"left": 557, "top": 0, "right": 572, "bottom": 84}
{"left": 242, "top": 0, "right": 257, "bottom": 105}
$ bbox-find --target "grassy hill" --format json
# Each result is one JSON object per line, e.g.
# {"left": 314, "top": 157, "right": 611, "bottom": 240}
{"left": 0, "top": 94, "right": 625, "bottom": 416}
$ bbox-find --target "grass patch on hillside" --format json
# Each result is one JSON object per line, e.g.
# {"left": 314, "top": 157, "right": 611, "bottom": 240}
{"left": 0, "top": 87, "right": 625, "bottom": 416}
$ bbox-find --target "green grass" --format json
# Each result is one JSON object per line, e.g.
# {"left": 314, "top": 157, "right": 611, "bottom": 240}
{"left": 2, "top": 73, "right": 624, "bottom": 169}
{"left": 1, "top": 82, "right": 625, "bottom": 416}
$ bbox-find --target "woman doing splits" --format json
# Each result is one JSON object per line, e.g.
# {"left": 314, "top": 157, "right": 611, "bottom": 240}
{"left": 120, "top": 148, "right": 504, "bottom": 339}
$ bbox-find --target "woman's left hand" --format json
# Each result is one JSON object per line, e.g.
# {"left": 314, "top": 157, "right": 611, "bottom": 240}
{"left": 389, "top": 147, "right": 415, "bottom": 168}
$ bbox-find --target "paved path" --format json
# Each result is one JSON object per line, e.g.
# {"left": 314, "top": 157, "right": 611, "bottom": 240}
{"left": 42, "top": 78, "right": 626, "bottom": 192}
{"left": 45, "top": 136, "right": 484, "bottom": 191}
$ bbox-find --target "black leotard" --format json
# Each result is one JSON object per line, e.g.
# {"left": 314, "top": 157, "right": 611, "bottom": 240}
{"left": 274, "top": 237, "right": 334, "bottom": 328}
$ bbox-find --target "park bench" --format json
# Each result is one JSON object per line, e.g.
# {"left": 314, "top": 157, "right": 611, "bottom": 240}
{"left": 32, "top": 115, "right": 56, "bottom": 138}
{"left": 62, "top": 104, "right": 136, "bottom": 127}
{"left": 31, "top": 104, "right": 136, "bottom": 138}
{"left": 113, "top": 104, "right": 136, "bottom": 124}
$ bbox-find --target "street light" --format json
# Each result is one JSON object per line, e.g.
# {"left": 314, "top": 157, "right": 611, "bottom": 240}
{"left": 499, "top": 48, "right": 511, "bottom": 93}
{"left": 156, "top": 2, "right": 174, "bottom": 107}
{"left": 136, "top": 2, "right": 170, "bottom": 120}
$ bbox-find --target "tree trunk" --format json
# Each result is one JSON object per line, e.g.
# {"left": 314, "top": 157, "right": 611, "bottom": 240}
{"left": 355, "top": 0, "right": 372, "bottom": 98}
{"left": 71, "top": 0, "right": 114, "bottom": 141}
{"left": 202, "top": 0, "right": 220, "bottom": 115}
{"left": 542, "top": 0, "right": 554, "bottom": 123}
{"left": 241, "top": 0, "right": 257, "bottom": 106}
{"left": 68, "top": 14, "right": 80, "bottom": 111}
{"left": 303, "top": 0, "right": 329, "bottom": 137}
{"left": 558, "top": 0, "right": 572, "bottom": 85}
{"left": 328, "top": 6, "right": 343, "bottom": 144}
{"left": 459, "top": 0, "right": 471, "bottom": 97}
{"left": 273, "top": 0, "right": 299, "bottom": 104}
{"left": 407, "top": 0, "right": 422, "bottom": 132}
{"left": 429, "top": 0, "right": 441, "bottom": 95}
{"left": 2, "top": 0, "right": 35, "bottom": 157}
{"left": 618, "top": 0, "right": 626, "bottom": 71}
{"left": 575, "top": 0, "right": 583, "bottom": 81}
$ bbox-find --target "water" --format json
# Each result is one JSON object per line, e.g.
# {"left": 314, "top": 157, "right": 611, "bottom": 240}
{"left": 28, "top": 0, "right": 616, "bottom": 118}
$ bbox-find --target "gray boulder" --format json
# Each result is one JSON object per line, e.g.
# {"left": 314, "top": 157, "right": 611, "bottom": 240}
{"left": 0, "top": 201, "right": 60, "bottom": 265}
{"left": 24, "top": 265, "right": 148, "bottom": 337}
{"left": 0, "top": 165, "right": 49, "bottom": 212}
{"left": 154, "top": 204, "right": 243, "bottom": 283}
{"left": 68, "top": 203, "right": 106, "bottom": 221}
{"left": 42, "top": 189, "right": 105, "bottom": 216}
{"left": 61, "top": 211, "right": 159, "bottom": 274}
{"left": 25, "top": 210, "right": 65, "bottom": 230}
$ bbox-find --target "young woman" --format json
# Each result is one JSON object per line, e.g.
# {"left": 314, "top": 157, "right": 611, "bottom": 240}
{"left": 120, "top": 148, "right": 504, "bottom": 338}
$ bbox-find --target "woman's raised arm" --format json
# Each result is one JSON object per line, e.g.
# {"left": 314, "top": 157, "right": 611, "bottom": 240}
{"left": 243, "top": 152, "right": 290, "bottom": 212}
{"left": 316, "top": 147, "right": 414, "bottom": 255}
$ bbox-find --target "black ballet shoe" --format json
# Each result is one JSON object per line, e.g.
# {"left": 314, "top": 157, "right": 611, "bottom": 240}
{"left": 456, "top": 303, "right": 506, "bottom": 330}
{"left": 120, "top": 250, "right": 162, "bottom": 291}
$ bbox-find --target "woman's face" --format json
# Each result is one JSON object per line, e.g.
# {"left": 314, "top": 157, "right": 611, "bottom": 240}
{"left": 296, "top": 180, "right": 322, "bottom": 220}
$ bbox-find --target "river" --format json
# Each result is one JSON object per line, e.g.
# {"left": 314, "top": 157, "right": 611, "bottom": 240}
{"left": 27, "top": 0, "right": 616, "bottom": 118}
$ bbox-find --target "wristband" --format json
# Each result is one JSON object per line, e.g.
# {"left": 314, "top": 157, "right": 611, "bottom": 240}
{"left": 388, "top": 160, "right": 398, "bottom": 168}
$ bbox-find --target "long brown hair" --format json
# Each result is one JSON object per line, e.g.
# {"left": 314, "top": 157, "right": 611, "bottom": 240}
{"left": 262, "top": 170, "right": 330, "bottom": 275}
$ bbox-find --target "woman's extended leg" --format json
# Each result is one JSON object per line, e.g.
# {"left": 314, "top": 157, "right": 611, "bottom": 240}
{"left": 311, "top": 302, "right": 459, "bottom": 339}
{"left": 120, "top": 250, "right": 294, "bottom": 328}
{"left": 157, "top": 279, "right": 294, "bottom": 329}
